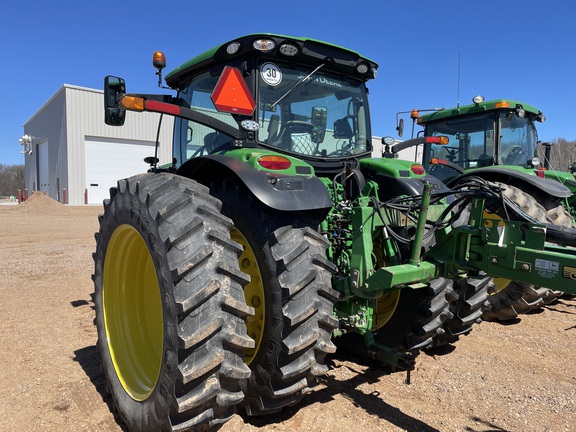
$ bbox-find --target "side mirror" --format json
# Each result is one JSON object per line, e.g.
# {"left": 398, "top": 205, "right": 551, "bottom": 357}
{"left": 311, "top": 106, "right": 327, "bottom": 143}
{"left": 104, "top": 76, "right": 126, "bottom": 126}
{"left": 397, "top": 118, "right": 404, "bottom": 138}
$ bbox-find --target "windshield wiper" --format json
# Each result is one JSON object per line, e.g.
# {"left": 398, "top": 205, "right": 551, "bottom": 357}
{"left": 270, "top": 63, "right": 325, "bottom": 108}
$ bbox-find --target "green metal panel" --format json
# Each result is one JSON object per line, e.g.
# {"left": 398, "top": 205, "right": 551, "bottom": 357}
{"left": 418, "top": 99, "right": 541, "bottom": 124}
{"left": 219, "top": 148, "right": 316, "bottom": 176}
{"left": 359, "top": 157, "right": 423, "bottom": 179}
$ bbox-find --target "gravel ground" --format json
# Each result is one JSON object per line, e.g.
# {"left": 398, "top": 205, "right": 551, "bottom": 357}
{"left": 1, "top": 192, "right": 575, "bottom": 432}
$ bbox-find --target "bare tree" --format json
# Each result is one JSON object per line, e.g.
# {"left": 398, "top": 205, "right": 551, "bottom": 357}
{"left": 0, "top": 164, "right": 25, "bottom": 197}
{"left": 537, "top": 139, "right": 576, "bottom": 172}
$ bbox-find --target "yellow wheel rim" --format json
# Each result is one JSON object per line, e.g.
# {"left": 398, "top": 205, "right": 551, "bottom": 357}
{"left": 231, "top": 228, "right": 264, "bottom": 365}
{"left": 102, "top": 224, "right": 164, "bottom": 401}
{"left": 372, "top": 290, "right": 401, "bottom": 331}
{"left": 484, "top": 211, "right": 512, "bottom": 294}
{"left": 493, "top": 277, "right": 512, "bottom": 293}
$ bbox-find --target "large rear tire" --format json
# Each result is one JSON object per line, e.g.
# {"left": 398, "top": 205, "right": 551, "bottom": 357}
{"left": 373, "top": 278, "right": 451, "bottom": 352}
{"left": 482, "top": 182, "right": 563, "bottom": 321}
{"left": 210, "top": 180, "right": 339, "bottom": 416}
{"left": 93, "top": 173, "right": 254, "bottom": 432}
{"left": 331, "top": 279, "right": 450, "bottom": 370}
{"left": 482, "top": 282, "right": 544, "bottom": 321}
{"left": 430, "top": 273, "right": 492, "bottom": 347}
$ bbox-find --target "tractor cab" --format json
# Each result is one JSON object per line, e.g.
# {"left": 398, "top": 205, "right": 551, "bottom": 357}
{"left": 418, "top": 97, "right": 545, "bottom": 182}
{"left": 106, "top": 34, "right": 377, "bottom": 177}
{"left": 170, "top": 36, "right": 375, "bottom": 173}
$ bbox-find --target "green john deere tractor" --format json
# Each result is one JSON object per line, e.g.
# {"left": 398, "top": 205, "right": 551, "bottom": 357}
{"left": 388, "top": 97, "right": 576, "bottom": 321}
{"left": 94, "top": 36, "right": 576, "bottom": 432}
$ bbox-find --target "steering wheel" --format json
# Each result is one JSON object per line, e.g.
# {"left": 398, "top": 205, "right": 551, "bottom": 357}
{"left": 278, "top": 120, "right": 314, "bottom": 137}
{"left": 503, "top": 145, "right": 524, "bottom": 165}
{"left": 327, "top": 146, "right": 353, "bottom": 157}
{"left": 442, "top": 146, "right": 461, "bottom": 162}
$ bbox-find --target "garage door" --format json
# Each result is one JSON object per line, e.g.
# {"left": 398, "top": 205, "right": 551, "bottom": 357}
{"left": 85, "top": 138, "right": 157, "bottom": 204}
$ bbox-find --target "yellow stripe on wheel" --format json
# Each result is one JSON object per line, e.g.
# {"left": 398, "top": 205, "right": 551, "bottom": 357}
{"left": 103, "top": 224, "right": 163, "bottom": 401}
{"left": 372, "top": 290, "right": 401, "bottom": 331}
{"left": 232, "top": 228, "right": 265, "bottom": 365}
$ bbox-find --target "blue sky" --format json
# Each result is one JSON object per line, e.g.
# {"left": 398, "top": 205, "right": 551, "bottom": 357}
{"left": 2, "top": 0, "right": 575, "bottom": 165}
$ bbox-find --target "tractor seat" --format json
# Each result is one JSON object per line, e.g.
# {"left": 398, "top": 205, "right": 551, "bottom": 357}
{"left": 204, "top": 132, "right": 232, "bottom": 153}
{"left": 477, "top": 154, "right": 494, "bottom": 167}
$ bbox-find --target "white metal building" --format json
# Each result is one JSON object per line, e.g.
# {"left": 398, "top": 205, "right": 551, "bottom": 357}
{"left": 22, "top": 84, "right": 173, "bottom": 205}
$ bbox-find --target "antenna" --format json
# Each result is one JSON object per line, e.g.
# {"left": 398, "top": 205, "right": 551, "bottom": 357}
{"left": 457, "top": 52, "right": 461, "bottom": 112}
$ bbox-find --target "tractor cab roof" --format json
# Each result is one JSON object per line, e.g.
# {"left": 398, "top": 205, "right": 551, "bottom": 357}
{"left": 164, "top": 33, "right": 378, "bottom": 89}
{"left": 418, "top": 99, "right": 542, "bottom": 125}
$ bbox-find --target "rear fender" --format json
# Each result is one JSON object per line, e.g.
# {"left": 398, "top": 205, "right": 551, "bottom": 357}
{"left": 545, "top": 171, "right": 576, "bottom": 193}
{"left": 176, "top": 155, "right": 332, "bottom": 213}
{"left": 370, "top": 173, "right": 450, "bottom": 203}
{"left": 447, "top": 167, "right": 572, "bottom": 198}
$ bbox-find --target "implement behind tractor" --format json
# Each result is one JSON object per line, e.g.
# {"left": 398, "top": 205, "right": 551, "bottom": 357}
{"left": 94, "top": 36, "right": 576, "bottom": 431}
{"left": 388, "top": 97, "right": 576, "bottom": 320}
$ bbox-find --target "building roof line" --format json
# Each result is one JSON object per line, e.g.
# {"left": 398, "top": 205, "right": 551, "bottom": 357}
{"left": 23, "top": 84, "right": 102, "bottom": 127}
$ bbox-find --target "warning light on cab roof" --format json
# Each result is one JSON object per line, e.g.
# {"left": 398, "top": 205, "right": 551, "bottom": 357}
{"left": 153, "top": 51, "right": 166, "bottom": 70}
{"left": 495, "top": 101, "right": 511, "bottom": 109}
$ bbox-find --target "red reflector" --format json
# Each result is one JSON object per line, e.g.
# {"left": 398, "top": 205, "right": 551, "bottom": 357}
{"left": 535, "top": 170, "right": 545, "bottom": 178}
{"left": 145, "top": 100, "right": 181, "bottom": 116}
{"left": 257, "top": 155, "right": 292, "bottom": 170}
{"left": 211, "top": 66, "right": 256, "bottom": 115}
{"left": 411, "top": 164, "right": 425, "bottom": 175}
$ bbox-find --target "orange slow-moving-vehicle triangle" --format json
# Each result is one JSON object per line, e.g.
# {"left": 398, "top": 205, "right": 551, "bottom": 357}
{"left": 211, "top": 66, "right": 256, "bottom": 116}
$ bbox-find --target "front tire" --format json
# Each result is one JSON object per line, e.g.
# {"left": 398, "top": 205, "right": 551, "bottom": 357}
{"left": 93, "top": 173, "right": 253, "bottom": 432}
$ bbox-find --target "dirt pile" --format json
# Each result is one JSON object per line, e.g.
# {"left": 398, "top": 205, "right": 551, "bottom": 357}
{"left": 11, "top": 192, "right": 70, "bottom": 215}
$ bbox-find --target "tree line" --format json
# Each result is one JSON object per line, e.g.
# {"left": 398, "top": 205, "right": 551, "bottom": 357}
{"left": 538, "top": 138, "right": 576, "bottom": 172}
{"left": 0, "top": 164, "right": 25, "bottom": 197}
